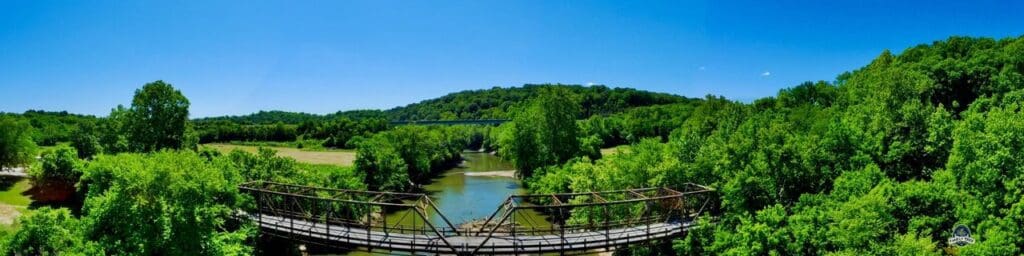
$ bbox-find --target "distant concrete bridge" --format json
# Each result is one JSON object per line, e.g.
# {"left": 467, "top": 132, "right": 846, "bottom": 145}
{"left": 240, "top": 181, "right": 716, "bottom": 255}
{"left": 389, "top": 119, "right": 509, "bottom": 126}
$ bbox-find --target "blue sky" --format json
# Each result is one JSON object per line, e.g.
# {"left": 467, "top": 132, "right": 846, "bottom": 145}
{"left": 1, "top": 1, "right": 1022, "bottom": 117}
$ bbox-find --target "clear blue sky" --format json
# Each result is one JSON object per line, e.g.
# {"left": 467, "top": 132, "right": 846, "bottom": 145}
{"left": 2, "top": 1, "right": 1022, "bottom": 117}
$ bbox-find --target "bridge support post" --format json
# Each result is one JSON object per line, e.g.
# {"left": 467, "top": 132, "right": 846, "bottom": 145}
{"left": 604, "top": 203, "right": 610, "bottom": 251}
{"left": 325, "top": 201, "right": 331, "bottom": 243}
{"left": 559, "top": 206, "right": 565, "bottom": 256}
{"left": 256, "top": 191, "right": 262, "bottom": 254}
{"left": 308, "top": 197, "right": 314, "bottom": 240}
{"left": 365, "top": 204, "right": 371, "bottom": 252}
{"left": 646, "top": 200, "right": 651, "bottom": 243}
{"left": 289, "top": 197, "right": 295, "bottom": 242}
{"left": 512, "top": 208, "right": 518, "bottom": 256}
{"left": 411, "top": 209, "right": 416, "bottom": 255}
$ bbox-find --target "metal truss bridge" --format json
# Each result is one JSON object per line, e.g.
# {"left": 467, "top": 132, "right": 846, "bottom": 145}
{"left": 240, "top": 181, "right": 716, "bottom": 255}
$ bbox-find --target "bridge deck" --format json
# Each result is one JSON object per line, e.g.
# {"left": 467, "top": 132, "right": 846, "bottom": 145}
{"left": 255, "top": 214, "right": 694, "bottom": 254}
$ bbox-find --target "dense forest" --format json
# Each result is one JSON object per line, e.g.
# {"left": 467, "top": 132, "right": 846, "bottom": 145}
{"left": 386, "top": 84, "right": 692, "bottom": 120}
{"left": 0, "top": 111, "right": 99, "bottom": 147}
{"left": 0, "top": 35, "right": 1022, "bottom": 255}
{"left": 190, "top": 84, "right": 693, "bottom": 148}
{"left": 495, "top": 36, "right": 1024, "bottom": 255}
{"left": 194, "top": 84, "right": 691, "bottom": 124}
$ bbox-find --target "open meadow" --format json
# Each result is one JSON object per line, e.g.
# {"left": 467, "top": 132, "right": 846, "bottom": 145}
{"left": 201, "top": 143, "right": 355, "bottom": 166}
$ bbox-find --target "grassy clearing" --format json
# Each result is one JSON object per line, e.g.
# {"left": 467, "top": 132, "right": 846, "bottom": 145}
{"left": 220, "top": 140, "right": 341, "bottom": 151}
{"left": 37, "top": 142, "right": 71, "bottom": 154}
{"left": 600, "top": 145, "right": 626, "bottom": 156}
{"left": 202, "top": 143, "right": 356, "bottom": 166}
{"left": 0, "top": 178, "right": 33, "bottom": 231}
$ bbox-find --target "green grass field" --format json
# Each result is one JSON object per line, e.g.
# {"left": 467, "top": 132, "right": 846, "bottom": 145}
{"left": 0, "top": 178, "right": 33, "bottom": 232}
{"left": 600, "top": 145, "right": 625, "bottom": 156}
{"left": 202, "top": 143, "right": 356, "bottom": 166}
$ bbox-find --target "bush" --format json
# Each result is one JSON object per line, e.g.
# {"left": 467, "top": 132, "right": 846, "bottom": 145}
{"left": 70, "top": 133, "right": 102, "bottom": 159}
{"left": 31, "top": 145, "right": 82, "bottom": 182}
{"left": 354, "top": 126, "right": 466, "bottom": 191}
{"left": 4, "top": 208, "right": 103, "bottom": 255}
{"left": 79, "top": 151, "right": 250, "bottom": 255}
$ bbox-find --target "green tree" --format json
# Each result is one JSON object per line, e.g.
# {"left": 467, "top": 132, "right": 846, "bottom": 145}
{"left": 0, "top": 117, "right": 37, "bottom": 172}
{"left": 71, "top": 132, "right": 102, "bottom": 159}
{"left": 31, "top": 145, "right": 82, "bottom": 183}
{"left": 354, "top": 138, "right": 409, "bottom": 191}
{"left": 4, "top": 208, "right": 103, "bottom": 255}
{"left": 890, "top": 233, "right": 941, "bottom": 256}
{"left": 353, "top": 125, "right": 465, "bottom": 191}
{"left": 227, "top": 147, "right": 298, "bottom": 182}
{"left": 524, "top": 35, "right": 1024, "bottom": 255}
{"left": 99, "top": 105, "right": 131, "bottom": 154}
{"left": 502, "top": 87, "right": 582, "bottom": 177}
{"left": 707, "top": 204, "right": 793, "bottom": 255}
{"left": 79, "top": 151, "right": 250, "bottom": 255}
{"left": 127, "top": 80, "right": 191, "bottom": 152}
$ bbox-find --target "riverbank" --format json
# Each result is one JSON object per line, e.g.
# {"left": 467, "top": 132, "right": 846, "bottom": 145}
{"left": 462, "top": 170, "right": 516, "bottom": 178}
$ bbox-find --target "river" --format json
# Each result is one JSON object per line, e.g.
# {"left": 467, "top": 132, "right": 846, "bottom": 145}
{"left": 333, "top": 152, "right": 550, "bottom": 255}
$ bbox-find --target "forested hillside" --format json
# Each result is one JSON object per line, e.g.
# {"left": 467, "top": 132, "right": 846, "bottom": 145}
{"left": 0, "top": 110, "right": 99, "bottom": 146}
{"left": 499, "top": 36, "right": 1024, "bottom": 255}
{"left": 387, "top": 84, "right": 692, "bottom": 120}
{"left": 191, "top": 84, "right": 693, "bottom": 147}
{"left": 194, "top": 110, "right": 387, "bottom": 125}
{"left": 195, "top": 84, "right": 692, "bottom": 123}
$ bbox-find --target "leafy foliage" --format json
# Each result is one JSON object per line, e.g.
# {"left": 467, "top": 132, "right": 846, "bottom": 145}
{"left": 3, "top": 35, "right": 1023, "bottom": 255}
{"left": 498, "top": 87, "right": 584, "bottom": 177}
{"left": 192, "top": 84, "right": 688, "bottom": 148}
{"left": 580, "top": 101, "right": 702, "bottom": 147}
{"left": 389, "top": 83, "right": 689, "bottom": 120}
{"left": 3, "top": 208, "right": 102, "bottom": 255}
{"left": 70, "top": 131, "right": 102, "bottom": 159}
{"left": 77, "top": 151, "right": 250, "bottom": 255}
{"left": 3, "top": 110, "right": 98, "bottom": 146}
{"left": 30, "top": 145, "right": 82, "bottom": 183}
{"left": 354, "top": 125, "right": 466, "bottom": 191}
{"left": 226, "top": 147, "right": 364, "bottom": 190}
{"left": 0, "top": 116, "right": 37, "bottom": 170}
{"left": 126, "top": 80, "right": 193, "bottom": 152}
{"left": 525, "top": 35, "right": 1024, "bottom": 255}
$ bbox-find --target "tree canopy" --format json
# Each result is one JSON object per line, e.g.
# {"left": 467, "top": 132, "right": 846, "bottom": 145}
{"left": 0, "top": 116, "right": 37, "bottom": 171}
{"left": 78, "top": 151, "right": 250, "bottom": 255}
{"left": 127, "top": 80, "right": 192, "bottom": 152}
{"left": 522, "top": 35, "right": 1024, "bottom": 255}
{"left": 499, "top": 87, "right": 584, "bottom": 177}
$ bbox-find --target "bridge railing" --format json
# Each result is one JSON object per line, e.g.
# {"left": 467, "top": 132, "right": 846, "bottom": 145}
{"left": 239, "top": 180, "right": 463, "bottom": 252}
{"left": 240, "top": 180, "right": 716, "bottom": 254}
{"left": 465, "top": 183, "right": 715, "bottom": 254}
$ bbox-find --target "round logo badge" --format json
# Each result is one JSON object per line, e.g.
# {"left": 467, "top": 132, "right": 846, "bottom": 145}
{"left": 947, "top": 224, "right": 975, "bottom": 246}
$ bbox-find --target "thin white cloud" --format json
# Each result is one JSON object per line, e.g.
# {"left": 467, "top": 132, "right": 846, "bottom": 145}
{"left": 698, "top": 66, "right": 706, "bottom": 71}
{"left": 586, "top": 82, "right": 596, "bottom": 86}
{"left": 761, "top": 71, "right": 771, "bottom": 76}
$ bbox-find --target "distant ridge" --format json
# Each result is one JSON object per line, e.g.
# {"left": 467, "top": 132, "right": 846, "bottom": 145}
{"left": 194, "top": 83, "right": 694, "bottom": 124}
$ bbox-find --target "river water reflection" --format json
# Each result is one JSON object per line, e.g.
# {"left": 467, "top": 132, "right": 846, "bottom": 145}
{"left": 329, "top": 152, "right": 551, "bottom": 255}
{"left": 386, "top": 152, "right": 550, "bottom": 228}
